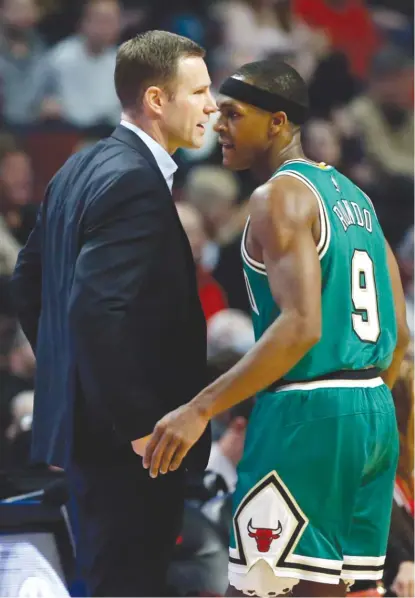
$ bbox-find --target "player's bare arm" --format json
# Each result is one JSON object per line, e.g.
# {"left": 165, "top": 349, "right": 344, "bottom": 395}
{"left": 143, "top": 176, "right": 322, "bottom": 478}
{"left": 381, "top": 241, "right": 410, "bottom": 389}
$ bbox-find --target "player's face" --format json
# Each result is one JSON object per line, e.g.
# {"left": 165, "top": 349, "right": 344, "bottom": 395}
{"left": 214, "top": 96, "right": 273, "bottom": 171}
{"left": 161, "top": 56, "right": 217, "bottom": 152}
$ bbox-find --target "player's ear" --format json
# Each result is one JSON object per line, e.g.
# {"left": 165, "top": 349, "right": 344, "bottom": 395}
{"left": 270, "top": 111, "right": 287, "bottom": 135}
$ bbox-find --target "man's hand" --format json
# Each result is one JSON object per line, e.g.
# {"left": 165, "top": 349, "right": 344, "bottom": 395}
{"left": 143, "top": 403, "right": 209, "bottom": 478}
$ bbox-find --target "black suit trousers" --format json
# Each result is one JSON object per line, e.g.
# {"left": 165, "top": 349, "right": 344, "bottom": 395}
{"left": 67, "top": 461, "right": 185, "bottom": 597}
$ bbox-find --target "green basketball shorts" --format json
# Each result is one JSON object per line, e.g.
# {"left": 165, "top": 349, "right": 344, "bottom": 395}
{"left": 228, "top": 376, "right": 399, "bottom": 596}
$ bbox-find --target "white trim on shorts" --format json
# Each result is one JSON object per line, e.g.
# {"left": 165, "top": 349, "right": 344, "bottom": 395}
{"left": 228, "top": 553, "right": 386, "bottom": 590}
{"left": 341, "top": 555, "right": 386, "bottom": 581}
{"left": 228, "top": 560, "right": 341, "bottom": 592}
{"left": 274, "top": 377, "right": 385, "bottom": 392}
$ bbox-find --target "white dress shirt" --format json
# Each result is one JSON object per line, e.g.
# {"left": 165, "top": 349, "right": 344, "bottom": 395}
{"left": 120, "top": 119, "right": 177, "bottom": 192}
{"left": 207, "top": 442, "right": 238, "bottom": 492}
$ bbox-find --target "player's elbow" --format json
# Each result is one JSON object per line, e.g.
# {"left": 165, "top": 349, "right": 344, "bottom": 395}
{"left": 293, "top": 312, "right": 321, "bottom": 350}
{"left": 397, "top": 320, "right": 410, "bottom": 352}
{"left": 303, "top": 323, "right": 321, "bottom": 350}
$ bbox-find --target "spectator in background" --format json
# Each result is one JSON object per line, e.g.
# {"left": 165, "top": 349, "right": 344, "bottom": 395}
{"left": 206, "top": 309, "right": 255, "bottom": 359}
{"left": 0, "top": 215, "right": 20, "bottom": 276}
{"left": 43, "top": 0, "right": 121, "bottom": 127}
{"left": 0, "top": 327, "right": 35, "bottom": 469}
{"left": 0, "top": 0, "right": 51, "bottom": 124}
{"left": 176, "top": 201, "right": 228, "bottom": 321}
{"left": 213, "top": 0, "right": 328, "bottom": 84}
{"left": 182, "top": 165, "right": 251, "bottom": 313}
{"left": 293, "top": 0, "right": 380, "bottom": 81}
{"left": 142, "top": 0, "right": 216, "bottom": 51}
{"left": 392, "top": 354, "right": 414, "bottom": 515}
{"left": 297, "top": 0, "right": 383, "bottom": 117}
{"left": 207, "top": 398, "right": 253, "bottom": 493}
{"left": 347, "top": 46, "right": 414, "bottom": 180}
{"left": 4, "top": 389, "right": 34, "bottom": 468}
{"left": 385, "top": 354, "right": 414, "bottom": 597}
{"left": 302, "top": 118, "right": 379, "bottom": 193}
{"left": 396, "top": 227, "right": 414, "bottom": 339}
{"left": 204, "top": 309, "right": 255, "bottom": 442}
{"left": 183, "top": 165, "right": 240, "bottom": 251}
{"left": 302, "top": 118, "right": 342, "bottom": 166}
{"left": 345, "top": 46, "right": 414, "bottom": 248}
{"left": 0, "top": 149, "right": 37, "bottom": 245}
{"left": 0, "top": 219, "right": 20, "bottom": 439}
{"left": 369, "top": 0, "right": 413, "bottom": 54}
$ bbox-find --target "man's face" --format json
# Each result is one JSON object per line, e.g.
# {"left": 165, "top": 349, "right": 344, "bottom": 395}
{"left": 304, "top": 120, "right": 341, "bottom": 166}
{"left": 81, "top": 0, "right": 121, "bottom": 50}
{"left": 214, "top": 93, "right": 273, "bottom": 171}
{"left": 161, "top": 56, "right": 217, "bottom": 152}
{"left": 176, "top": 203, "right": 206, "bottom": 262}
{"left": 370, "top": 68, "right": 414, "bottom": 110}
{"left": 0, "top": 151, "right": 33, "bottom": 206}
{"left": 2, "top": 0, "right": 38, "bottom": 32}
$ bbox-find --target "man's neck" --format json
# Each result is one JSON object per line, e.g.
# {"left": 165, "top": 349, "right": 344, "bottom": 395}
{"left": 121, "top": 113, "right": 174, "bottom": 154}
{"left": 251, "top": 132, "right": 305, "bottom": 183}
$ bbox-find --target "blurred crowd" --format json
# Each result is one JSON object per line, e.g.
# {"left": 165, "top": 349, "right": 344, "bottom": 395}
{"left": 0, "top": 0, "right": 413, "bottom": 595}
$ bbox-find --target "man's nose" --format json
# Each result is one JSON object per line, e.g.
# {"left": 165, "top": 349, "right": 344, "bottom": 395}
{"left": 205, "top": 92, "right": 217, "bottom": 114}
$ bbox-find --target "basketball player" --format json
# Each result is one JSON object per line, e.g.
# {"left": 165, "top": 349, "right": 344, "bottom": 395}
{"left": 143, "top": 60, "right": 410, "bottom": 597}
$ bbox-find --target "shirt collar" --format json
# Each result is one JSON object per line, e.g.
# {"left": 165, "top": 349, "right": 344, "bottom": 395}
{"left": 120, "top": 118, "right": 177, "bottom": 192}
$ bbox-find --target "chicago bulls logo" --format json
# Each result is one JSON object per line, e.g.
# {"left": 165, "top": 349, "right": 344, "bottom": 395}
{"left": 247, "top": 518, "right": 283, "bottom": 553}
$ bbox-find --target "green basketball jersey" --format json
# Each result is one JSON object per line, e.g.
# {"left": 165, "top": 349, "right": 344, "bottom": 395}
{"left": 242, "top": 158, "right": 397, "bottom": 382}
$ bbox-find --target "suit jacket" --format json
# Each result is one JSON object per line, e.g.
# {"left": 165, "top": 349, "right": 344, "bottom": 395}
{"left": 11, "top": 125, "right": 211, "bottom": 469}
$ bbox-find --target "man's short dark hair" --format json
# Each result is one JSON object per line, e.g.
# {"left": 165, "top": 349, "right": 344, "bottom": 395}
{"left": 234, "top": 59, "right": 309, "bottom": 117}
{"left": 114, "top": 30, "right": 206, "bottom": 110}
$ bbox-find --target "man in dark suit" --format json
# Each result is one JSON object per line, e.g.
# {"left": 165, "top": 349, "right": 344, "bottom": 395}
{"left": 11, "top": 30, "right": 216, "bottom": 597}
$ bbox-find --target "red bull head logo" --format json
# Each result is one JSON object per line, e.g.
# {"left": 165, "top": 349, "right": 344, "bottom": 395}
{"left": 247, "top": 518, "right": 283, "bottom": 553}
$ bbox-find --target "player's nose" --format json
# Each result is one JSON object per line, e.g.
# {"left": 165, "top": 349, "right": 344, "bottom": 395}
{"left": 213, "top": 116, "right": 225, "bottom": 133}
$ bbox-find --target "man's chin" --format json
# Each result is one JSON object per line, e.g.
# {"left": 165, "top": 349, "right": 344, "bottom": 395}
{"left": 181, "top": 137, "right": 204, "bottom": 151}
{"left": 192, "top": 136, "right": 205, "bottom": 149}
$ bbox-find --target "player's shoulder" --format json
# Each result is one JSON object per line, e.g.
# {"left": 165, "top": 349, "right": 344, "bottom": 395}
{"left": 249, "top": 172, "right": 318, "bottom": 225}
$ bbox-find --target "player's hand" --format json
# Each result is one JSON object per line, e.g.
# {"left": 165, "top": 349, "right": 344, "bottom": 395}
{"left": 143, "top": 403, "right": 209, "bottom": 478}
{"left": 131, "top": 435, "right": 152, "bottom": 457}
{"left": 391, "top": 561, "right": 414, "bottom": 597}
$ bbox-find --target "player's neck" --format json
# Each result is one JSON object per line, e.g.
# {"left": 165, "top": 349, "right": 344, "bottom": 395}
{"left": 270, "top": 135, "right": 305, "bottom": 176}
{"left": 251, "top": 134, "right": 305, "bottom": 182}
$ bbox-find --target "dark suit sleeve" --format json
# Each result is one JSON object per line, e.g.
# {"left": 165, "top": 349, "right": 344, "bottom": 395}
{"left": 11, "top": 205, "right": 43, "bottom": 351}
{"left": 68, "top": 170, "right": 168, "bottom": 442}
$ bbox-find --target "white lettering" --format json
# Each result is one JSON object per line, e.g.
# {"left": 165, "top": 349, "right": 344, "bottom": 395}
{"left": 363, "top": 209, "right": 372, "bottom": 232}
{"left": 333, "top": 205, "right": 349, "bottom": 231}
{"left": 342, "top": 200, "right": 356, "bottom": 225}
{"left": 334, "top": 201, "right": 373, "bottom": 233}
{"left": 351, "top": 202, "right": 364, "bottom": 226}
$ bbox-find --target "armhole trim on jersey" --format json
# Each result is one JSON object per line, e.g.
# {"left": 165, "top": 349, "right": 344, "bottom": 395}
{"left": 359, "top": 188, "right": 378, "bottom": 220}
{"left": 271, "top": 170, "right": 331, "bottom": 260}
{"left": 241, "top": 216, "right": 268, "bottom": 275}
